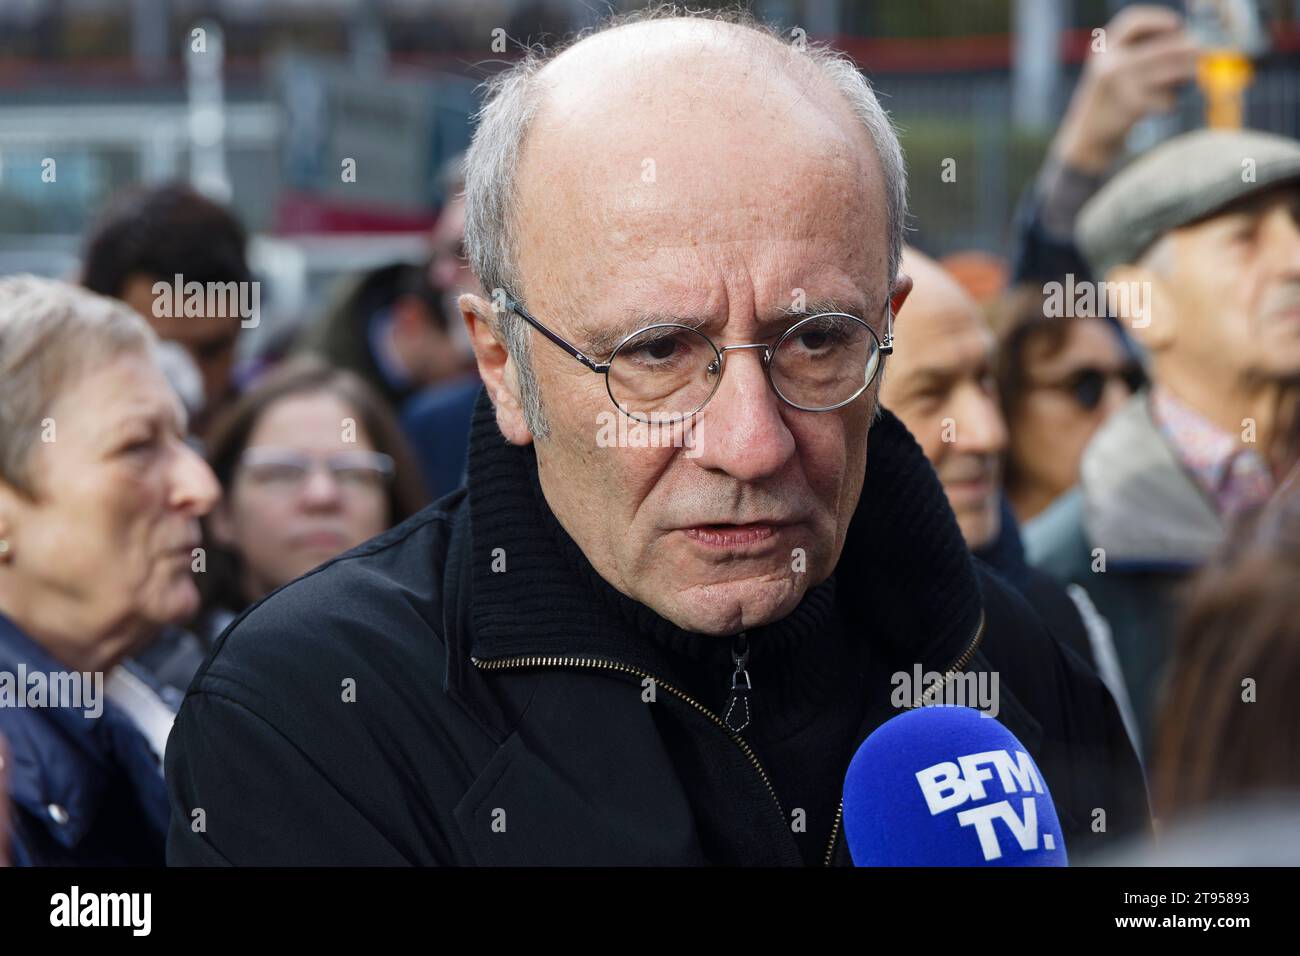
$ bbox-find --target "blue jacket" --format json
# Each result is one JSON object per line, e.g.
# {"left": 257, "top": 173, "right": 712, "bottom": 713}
{"left": 0, "top": 611, "right": 171, "bottom": 865}
{"left": 400, "top": 374, "right": 482, "bottom": 501}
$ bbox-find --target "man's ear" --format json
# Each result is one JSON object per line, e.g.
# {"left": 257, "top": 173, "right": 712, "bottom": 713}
{"left": 889, "top": 272, "right": 914, "bottom": 319}
{"left": 1108, "top": 263, "right": 1175, "bottom": 353}
{"left": 459, "top": 293, "right": 533, "bottom": 446}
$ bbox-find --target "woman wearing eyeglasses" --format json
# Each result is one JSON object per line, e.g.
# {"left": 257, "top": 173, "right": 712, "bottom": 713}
{"left": 198, "top": 359, "right": 428, "bottom": 639}
{"left": 988, "top": 284, "right": 1147, "bottom": 524}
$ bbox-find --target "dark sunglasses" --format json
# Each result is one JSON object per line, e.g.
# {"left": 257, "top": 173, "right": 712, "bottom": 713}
{"left": 1034, "top": 363, "right": 1146, "bottom": 411}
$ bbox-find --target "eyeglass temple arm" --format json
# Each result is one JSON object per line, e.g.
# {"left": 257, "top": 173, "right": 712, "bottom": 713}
{"left": 505, "top": 293, "right": 891, "bottom": 364}
{"left": 502, "top": 296, "right": 611, "bottom": 373}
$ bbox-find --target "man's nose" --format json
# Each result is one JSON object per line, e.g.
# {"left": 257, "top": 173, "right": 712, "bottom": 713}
{"left": 688, "top": 347, "right": 796, "bottom": 481}
{"left": 1263, "top": 201, "right": 1300, "bottom": 275}
{"left": 170, "top": 439, "right": 221, "bottom": 517}
{"left": 952, "top": 385, "right": 1008, "bottom": 456}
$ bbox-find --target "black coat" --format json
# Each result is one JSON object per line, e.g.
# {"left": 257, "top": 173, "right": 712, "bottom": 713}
{"left": 165, "top": 393, "right": 1150, "bottom": 865}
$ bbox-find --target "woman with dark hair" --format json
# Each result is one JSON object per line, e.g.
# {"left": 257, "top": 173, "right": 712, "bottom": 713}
{"left": 1151, "top": 479, "right": 1300, "bottom": 824}
{"left": 198, "top": 359, "right": 428, "bottom": 637}
{"left": 987, "top": 284, "right": 1146, "bottom": 524}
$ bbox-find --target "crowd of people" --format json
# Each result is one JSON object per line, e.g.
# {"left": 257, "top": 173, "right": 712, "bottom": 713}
{"left": 0, "top": 4, "right": 1298, "bottom": 866}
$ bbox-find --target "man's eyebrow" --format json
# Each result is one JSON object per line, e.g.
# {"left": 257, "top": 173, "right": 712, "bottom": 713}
{"left": 571, "top": 298, "right": 872, "bottom": 357}
{"left": 572, "top": 311, "right": 710, "bottom": 358}
{"left": 902, "top": 367, "right": 957, "bottom": 390}
{"left": 774, "top": 298, "right": 869, "bottom": 321}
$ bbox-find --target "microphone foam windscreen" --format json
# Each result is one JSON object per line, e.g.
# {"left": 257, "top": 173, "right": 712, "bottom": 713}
{"left": 843, "top": 705, "right": 1068, "bottom": 866}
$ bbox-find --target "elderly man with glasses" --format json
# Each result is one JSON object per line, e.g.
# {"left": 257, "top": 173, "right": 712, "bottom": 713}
{"left": 166, "top": 8, "right": 1147, "bottom": 866}
{"left": 1026, "top": 128, "right": 1300, "bottom": 763}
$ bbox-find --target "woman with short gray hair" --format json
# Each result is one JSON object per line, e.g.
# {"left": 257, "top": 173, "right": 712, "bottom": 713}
{"left": 0, "top": 275, "right": 220, "bottom": 865}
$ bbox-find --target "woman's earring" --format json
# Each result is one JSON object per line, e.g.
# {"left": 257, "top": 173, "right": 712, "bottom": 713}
{"left": 0, "top": 539, "right": 10, "bottom": 558}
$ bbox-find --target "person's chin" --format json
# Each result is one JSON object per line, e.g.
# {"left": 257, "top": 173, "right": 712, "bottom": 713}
{"left": 645, "top": 570, "right": 806, "bottom": 636}
{"left": 957, "top": 507, "right": 1000, "bottom": 551}
{"left": 152, "top": 577, "right": 202, "bottom": 627}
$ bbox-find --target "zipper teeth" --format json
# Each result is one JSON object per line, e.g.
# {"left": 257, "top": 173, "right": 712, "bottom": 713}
{"left": 821, "top": 801, "right": 843, "bottom": 866}
{"left": 911, "top": 609, "right": 986, "bottom": 708}
{"left": 473, "top": 608, "right": 986, "bottom": 868}
{"left": 822, "top": 609, "right": 987, "bottom": 866}
{"left": 471, "top": 654, "right": 788, "bottom": 823}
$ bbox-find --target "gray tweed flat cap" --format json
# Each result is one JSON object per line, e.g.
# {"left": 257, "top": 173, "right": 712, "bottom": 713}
{"left": 1076, "top": 128, "right": 1300, "bottom": 276}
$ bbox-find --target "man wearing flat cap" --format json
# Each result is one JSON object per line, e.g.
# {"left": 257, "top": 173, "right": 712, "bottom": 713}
{"left": 165, "top": 8, "right": 1146, "bottom": 865}
{"left": 1027, "top": 128, "right": 1300, "bottom": 758}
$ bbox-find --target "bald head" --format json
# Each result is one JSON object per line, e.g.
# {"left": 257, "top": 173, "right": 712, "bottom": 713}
{"left": 512, "top": 17, "right": 887, "bottom": 330}
{"left": 882, "top": 248, "right": 1007, "bottom": 549}
{"left": 454, "top": 10, "right": 914, "bottom": 637}
{"left": 461, "top": 10, "right": 907, "bottom": 438}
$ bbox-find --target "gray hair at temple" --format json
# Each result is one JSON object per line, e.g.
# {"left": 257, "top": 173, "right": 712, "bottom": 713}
{"left": 462, "top": 4, "right": 908, "bottom": 439}
{"left": 0, "top": 275, "right": 157, "bottom": 497}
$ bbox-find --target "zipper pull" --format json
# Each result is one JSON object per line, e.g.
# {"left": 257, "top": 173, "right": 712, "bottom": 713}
{"left": 723, "top": 631, "right": 752, "bottom": 733}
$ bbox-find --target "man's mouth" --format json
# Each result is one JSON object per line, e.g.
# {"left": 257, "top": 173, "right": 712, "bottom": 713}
{"left": 682, "top": 522, "right": 780, "bottom": 548}
{"left": 941, "top": 463, "right": 998, "bottom": 509}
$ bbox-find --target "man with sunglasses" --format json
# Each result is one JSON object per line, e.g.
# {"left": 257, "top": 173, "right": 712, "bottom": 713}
{"left": 166, "top": 9, "right": 1146, "bottom": 866}
{"left": 1026, "top": 128, "right": 1300, "bottom": 761}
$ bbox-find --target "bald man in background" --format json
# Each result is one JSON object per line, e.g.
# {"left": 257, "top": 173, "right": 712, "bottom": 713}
{"left": 882, "top": 248, "right": 1139, "bottom": 749}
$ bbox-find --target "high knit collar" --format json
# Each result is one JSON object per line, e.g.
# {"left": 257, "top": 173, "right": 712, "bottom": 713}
{"left": 527, "top": 453, "right": 841, "bottom": 657}
{"left": 465, "top": 387, "right": 982, "bottom": 705}
{"left": 525, "top": 454, "right": 851, "bottom": 737}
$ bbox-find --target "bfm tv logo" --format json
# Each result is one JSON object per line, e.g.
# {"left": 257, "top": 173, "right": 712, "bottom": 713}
{"left": 915, "top": 748, "right": 1054, "bottom": 862}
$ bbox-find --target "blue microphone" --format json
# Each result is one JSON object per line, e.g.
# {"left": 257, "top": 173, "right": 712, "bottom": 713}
{"left": 843, "top": 705, "right": 1068, "bottom": 866}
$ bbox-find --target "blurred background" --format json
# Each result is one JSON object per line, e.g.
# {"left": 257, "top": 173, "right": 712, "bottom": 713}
{"left": 2, "top": 1, "right": 1300, "bottom": 869}
{"left": 2, "top": 0, "right": 1297, "bottom": 352}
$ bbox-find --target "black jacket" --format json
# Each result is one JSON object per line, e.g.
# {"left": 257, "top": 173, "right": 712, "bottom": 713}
{"left": 165, "top": 391, "right": 1149, "bottom": 865}
{"left": 975, "top": 495, "right": 1099, "bottom": 671}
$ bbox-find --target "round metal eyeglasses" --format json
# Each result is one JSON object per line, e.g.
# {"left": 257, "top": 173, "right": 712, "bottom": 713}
{"left": 499, "top": 295, "right": 894, "bottom": 424}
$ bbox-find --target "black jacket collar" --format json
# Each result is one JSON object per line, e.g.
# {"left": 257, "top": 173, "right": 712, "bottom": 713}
{"left": 454, "top": 387, "right": 983, "bottom": 683}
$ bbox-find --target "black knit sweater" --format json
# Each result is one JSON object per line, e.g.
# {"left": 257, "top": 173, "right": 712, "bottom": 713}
{"left": 527, "top": 460, "right": 868, "bottom": 864}
{"left": 465, "top": 423, "right": 935, "bottom": 861}
{"left": 466, "top": 388, "right": 983, "bottom": 863}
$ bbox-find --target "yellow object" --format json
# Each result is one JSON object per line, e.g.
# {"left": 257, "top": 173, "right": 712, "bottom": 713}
{"left": 1197, "top": 50, "right": 1255, "bottom": 129}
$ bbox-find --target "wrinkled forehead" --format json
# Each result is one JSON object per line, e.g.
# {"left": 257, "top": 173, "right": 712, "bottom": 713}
{"left": 511, "top": 23, "right": 890, "bottom": 318}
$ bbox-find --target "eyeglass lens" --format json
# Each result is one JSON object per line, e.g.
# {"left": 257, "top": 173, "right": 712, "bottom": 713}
{"left": 241, "top": 449, "right": 393, "bottom": 492}
{"left": 605, "top": 314, "right": 880, "bottom": 422}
